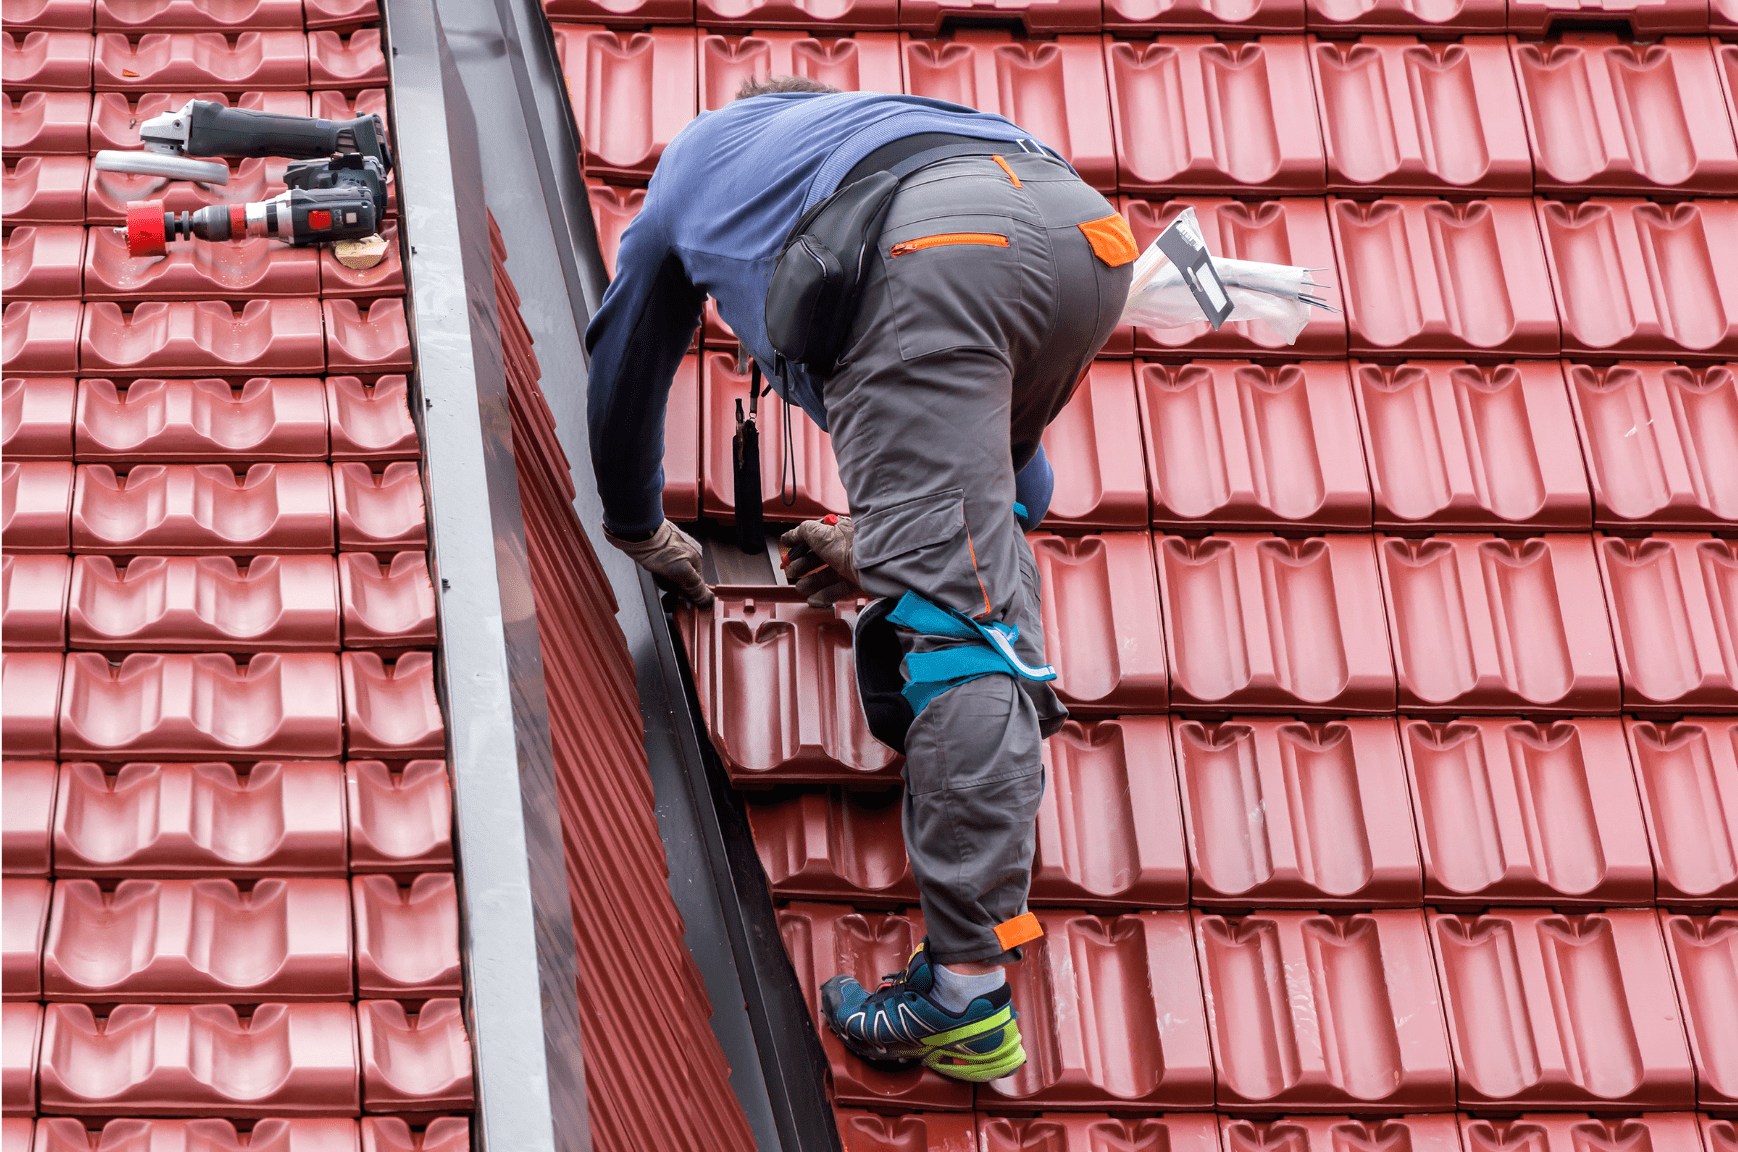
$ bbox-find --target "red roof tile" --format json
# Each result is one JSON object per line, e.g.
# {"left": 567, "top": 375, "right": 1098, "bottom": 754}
{"left": 1176, "top": 716, "right": 1422, "bottom": 906}
{"left": 1566, "top": 363, "right": 1738, "bottom": 529}
{"left": 2, "top": 32, "right": 94, "bottom": 92}
{"left": 1034, "top": 531, "right": 1170, "bottom": 712}
{"left": 1, "top": 554, "right": 71, "bottom": 649}
{"left": 66, "top": 555, "right": 342, "bottom": 651}
{"left": 52, "top": 760, "right": 349, "bottom": 878}
{"left": 93, "top": 0, "right": 305, "bottom": 32}
{"left": 1400, "top": 716, "right": 1655, "bottom": 904}
{"left": 1380, "top": 533, "right": 1620, "bottom": 713}
{"left": 1514, "top": 36, "right": 1738, "bottom": 195}
{"left": 1540, "top": 200, "right": 1738, "bottom": 358}
{"left": 1625, "top": 718, "right": 1738, "bottom": 904}
{"left": 356, "top": 999, "right": 473, "bottom": 1114}
{"left": 2, "top": 91, "right": 91, "bottom": 155}
{"left": 344, "top": 760, "right": 454, "bottom": 874}
{"left": 41, "top": 877, "right": 354, "bottom": 1002}
{"left": 352, "top": 875, "right": 461, "bottom": 1000}
{"left": 60, "top": 651, "right": 344, "bottom": 759}
{"left": 1313, "top": 36, "right": 1532, "bottom": 195}
{"left": 90, "top": 32, "right": 310, "bottom": 92}
{"left": 1334, "top": 197, "right": 1560, "bottom": 358}
{"left": 1, "top": 762, "right": 58, "bottom": 877}
{"left": 1107, "top": 37, "right": 1323, "bottom": 194}
{"left": 1353, "top": 361, "right": 1592, "bottom": 531}
{"left": 85, "top": 229, "right": 322, "bottom": 300}
{"left": 2, "top": 378, "right": 76, "bottom": 461}
{"left": 2, "top": 878, "right": 50, "bottom": 1002}
{"left": 70, "top": 463, "right": 335, "bottom": 553}
{"left": 1139, "top": 361, "right": 1370, "bottom": 529}
{"left": 37, "top": 1001, "right": 362, "bottom": 1116}
{"left": 985, "top": 908, "right": 1213, "bottom": 1109}
{"left": 74, "top": 377, "right": 329, "bottom": 461}
{"left": 1197, "top": 908, "right": 1454, "bottom": 1111}
{"left": 904, "top": 30, "right": 1116, "bottom": 191}
{"left": 1660, "top": 911, "right": 1738, "bottom": 1107}
{"left": 699, "top": 31, "right": 903, "bottom": 108}
{"left": 1, "top": 156, "right": 88, "bottom": 225}
{"left": 1434, "top": 908, "right": 1696, "bottom": 1108}
{"left": 552, "top": 26, "right": 697, "bottom": 182}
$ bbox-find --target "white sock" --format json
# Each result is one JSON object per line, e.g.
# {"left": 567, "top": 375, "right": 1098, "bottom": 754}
{"left": 930, "top": 963, "right": 1006, "bottom": 1014}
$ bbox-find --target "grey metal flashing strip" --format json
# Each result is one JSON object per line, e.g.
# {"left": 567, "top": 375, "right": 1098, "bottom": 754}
{"left": 414, "top": 3, "right": 802, "bottom": 1150}
{"left": 380, "top": 3, "right": 589, "bottom": 1149}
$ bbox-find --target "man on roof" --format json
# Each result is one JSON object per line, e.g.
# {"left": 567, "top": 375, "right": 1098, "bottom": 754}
{"left": 586, "top": 75, "right": 1135, "bottom": 1083}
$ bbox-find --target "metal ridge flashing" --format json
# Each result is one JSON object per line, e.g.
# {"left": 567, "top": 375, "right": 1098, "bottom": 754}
{"left": 380, "top": 2, "right": 589, "bottom": 1149}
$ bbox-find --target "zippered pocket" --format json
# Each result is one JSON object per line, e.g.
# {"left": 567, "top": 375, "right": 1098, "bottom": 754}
{"left": 888, "top": 232, "right": 1010, "bottom": 257}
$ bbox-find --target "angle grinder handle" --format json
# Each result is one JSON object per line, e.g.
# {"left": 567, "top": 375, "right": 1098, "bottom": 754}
{"left": 183, "top": 101, "right": 371, "bottom": 162}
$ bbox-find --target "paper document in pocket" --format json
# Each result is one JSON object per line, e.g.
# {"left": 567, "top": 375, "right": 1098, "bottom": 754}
{"left": 1119, "top": 206, "right": 1338, "bottom": 346}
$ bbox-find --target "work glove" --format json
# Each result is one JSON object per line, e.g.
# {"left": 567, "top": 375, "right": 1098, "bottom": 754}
{"left": 781, "top": 515, "right": 860, "bottom": 608}
{"left": 606, "top": 519, "right": 714, "bottom": 609}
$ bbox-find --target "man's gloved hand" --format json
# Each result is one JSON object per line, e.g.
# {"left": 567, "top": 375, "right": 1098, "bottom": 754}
{"left": 606, "top": 520, "right": 714, "bottom": 609}
{"left": 781, "top": 515, "right": 860, "bottom": 608}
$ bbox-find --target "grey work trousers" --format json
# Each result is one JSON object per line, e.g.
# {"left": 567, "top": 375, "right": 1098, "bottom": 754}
{"left": 822, "top": 152, "right": 1132, "bottom": 964}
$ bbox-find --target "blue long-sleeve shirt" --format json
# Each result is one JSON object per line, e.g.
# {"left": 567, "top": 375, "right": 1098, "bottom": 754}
{"left": 585, "top": 90, "right": 1058, "bottom": 537}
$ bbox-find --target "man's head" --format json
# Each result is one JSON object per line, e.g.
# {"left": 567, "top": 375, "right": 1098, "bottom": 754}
{"left": 735, "top": 75, "right": 842, "bottom": 100}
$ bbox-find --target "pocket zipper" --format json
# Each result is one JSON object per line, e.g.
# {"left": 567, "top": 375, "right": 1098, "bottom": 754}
{"left": 888, "top": 232, "right": 1010, "bottom": 257}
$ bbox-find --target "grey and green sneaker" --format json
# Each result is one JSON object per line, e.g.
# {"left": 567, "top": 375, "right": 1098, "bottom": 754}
{"left": 819, "top": 940, "right": 1026, "bottom": 1083}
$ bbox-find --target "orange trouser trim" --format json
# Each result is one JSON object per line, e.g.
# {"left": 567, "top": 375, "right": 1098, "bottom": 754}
{"left": 994, "top": 912, "right": 1043, "bottom": 951}
{"left": 991, "top": 154, "right": 1023, "bottom": 187}
{"left": 1079, "top": 212, "right": 1139, "bottom": 267}
{"left": 889, "top": 232, "right": 1009, "bottom": 257}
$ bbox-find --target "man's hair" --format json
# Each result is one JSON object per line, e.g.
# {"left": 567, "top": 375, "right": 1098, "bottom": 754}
{"left": 735, "top": 75, "right": 842, "bottom": 100}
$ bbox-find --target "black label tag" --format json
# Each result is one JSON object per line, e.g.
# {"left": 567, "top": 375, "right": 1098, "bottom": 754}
{"left": 1155, "top": 210, "right": 1234, "bottom": 330}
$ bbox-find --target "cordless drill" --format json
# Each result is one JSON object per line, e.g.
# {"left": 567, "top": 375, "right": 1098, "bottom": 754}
{"left": 96, "top": 99, "right": 393, "bottom": 259}
{"left": 124, "top": 154, "right": 387, "bottom": 257}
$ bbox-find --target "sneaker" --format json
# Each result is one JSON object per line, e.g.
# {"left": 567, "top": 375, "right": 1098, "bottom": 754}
{"left": 819, "top": 940, "right": 1026, "bottom": 1083}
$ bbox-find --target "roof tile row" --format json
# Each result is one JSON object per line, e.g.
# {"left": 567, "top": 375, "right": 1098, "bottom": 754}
{"left": 3, "top": 0, "right": 383, "bottom": 33}
{"left": 668, "top": 356, "right": 1738, "bottom": 532}
{"left": 4, "top": 461, "right": 427, "bottom": 553}
{"left": 2, "top": 89, "right": 385, "bottom": 157}
{"left": 4, "top": 156, "right": 400, "bottom": 225}
{"left": 2, "top": 998, "right": 472, "bottom": 1117}
{"left": 748, "top": 715, "right": 1737, "bottom": 907}
{"left": 596, "top": 190, "right": 1738, "bottom": 362}
{"left": 3, "top": 227, "right": 404, "bottom": 302}
{"left": 1, "top": 650, "right": 445, "bottom": 759}
{"left": 1, "top": 300, "right": 412, "bottom": 376}
{"left": 548, "top": 0, "right": 1738, "bottom": 32}
{"left": 833, "top": 1112, "right": 1737, "bottom": 1152}
{"left": 2, "top": 758, "right": 454, "bottom": 879}
{"left": 7, "top": 1117, "right": 468, "bottom": 1152}
{"left": 4, "top": 552, "right": 437, "bottom": 652}
{"left": 556, "top": 29, "right": 1738, "bottom": 195}
{"left": 0, "top": 29, "right": 386, "bottom": 92}
{"left": 4, "top": 873, "right": 459, "bottom": 1002}
{"left": 787, "top": 902, "right": 1737, "bottom": 1112}
{"left": 5, "top": 376, "right": 418, "bottom": 462}
{"left": 684, "top": 531, "right": 1736, "bottom": 734}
